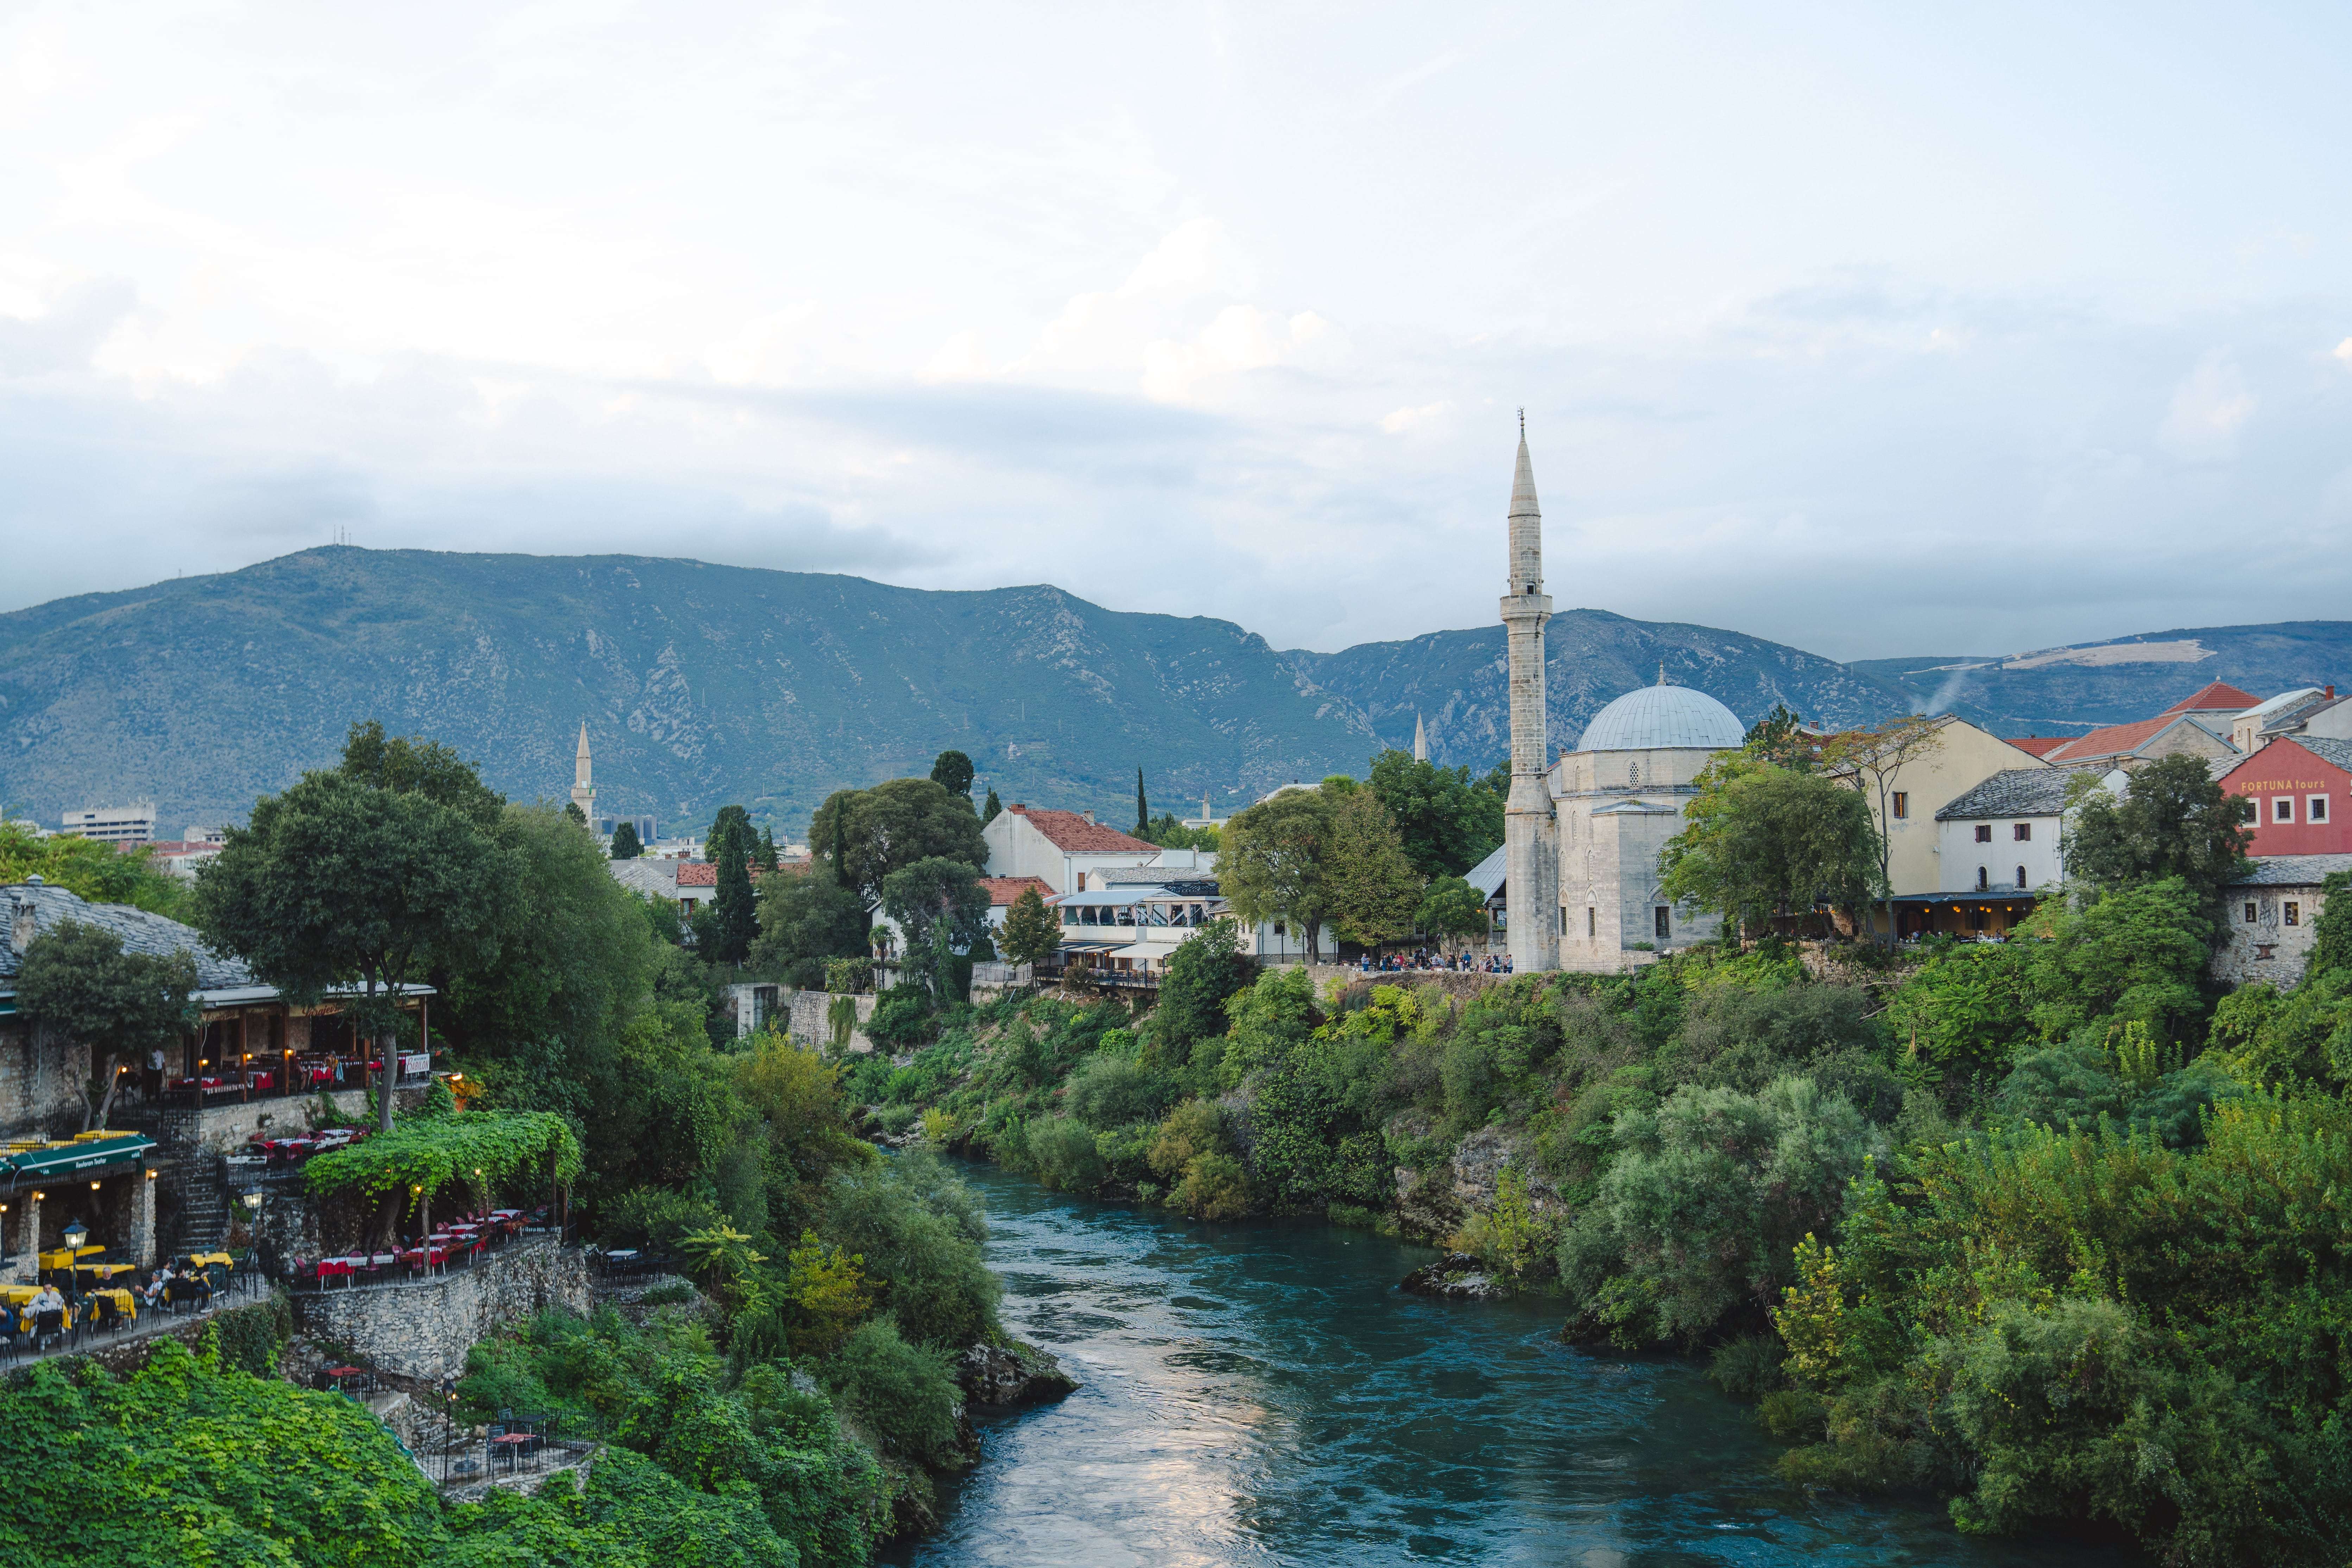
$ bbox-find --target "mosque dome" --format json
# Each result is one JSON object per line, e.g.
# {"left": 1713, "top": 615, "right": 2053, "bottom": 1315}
{"left": 1576, "top": 684, "right": 1745, "bottom": 752}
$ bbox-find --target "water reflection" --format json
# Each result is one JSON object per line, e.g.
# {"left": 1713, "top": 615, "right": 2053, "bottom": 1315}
{"left": 887, "top": 1166, "right": 2138, "bottom": 1568}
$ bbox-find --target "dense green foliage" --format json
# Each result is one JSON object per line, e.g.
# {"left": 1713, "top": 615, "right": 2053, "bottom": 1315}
{"left": 807, "top": 780, "right": 986, "bottom": 905}
{"left": 2063, "top": 751, "right": 2251, "bottom": 917}
{"left": 1659, "top": 757, "right": 1880, "bottom": 936}
{"left": 1364, "top": 747, "right": 1505, "bottom": 878}
{"left": 303, "top": 1107, "right": 583, "bottom": 1208}
{"left": 751, "top": 871, "right": 871, "bottom": 990}
{"left": 0, "top": 818, "right": 189, "bottom": 916}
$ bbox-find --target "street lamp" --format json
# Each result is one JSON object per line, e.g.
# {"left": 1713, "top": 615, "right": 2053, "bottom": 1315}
{"left": 61, "top": 1219, "right": 87, "bottom": 1296}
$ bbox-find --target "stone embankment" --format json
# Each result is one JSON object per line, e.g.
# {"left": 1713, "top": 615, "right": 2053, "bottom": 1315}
{"left": 289, "top": 1235, "right": 590, "bottom": 1381}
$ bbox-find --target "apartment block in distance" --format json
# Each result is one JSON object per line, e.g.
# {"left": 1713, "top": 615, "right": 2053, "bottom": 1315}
{"left": 59, "top": 803, "right": 157, "bottom": 845}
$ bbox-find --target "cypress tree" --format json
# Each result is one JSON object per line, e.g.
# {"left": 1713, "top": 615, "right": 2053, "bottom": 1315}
{"left": 610, "top": 821, "right": 642, "bottom": 859}
{"left": 832, "top": 812, "right": 851, "bottom": 889}
{"left": 981, "top": 788, "right": 1002, "bottom": 826}
{"left": 1135, "top": 767, "right": 1149, "bottom": 838}
{"left": 713, "top": 817, "right": 756, "bottom": 965}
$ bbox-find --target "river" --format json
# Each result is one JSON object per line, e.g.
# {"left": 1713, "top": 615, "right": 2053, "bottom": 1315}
{"left": 887, "top": 1162, "right": 2138, "bottom": 1568}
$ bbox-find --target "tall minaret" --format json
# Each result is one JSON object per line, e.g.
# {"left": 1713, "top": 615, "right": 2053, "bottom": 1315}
{"left": 570, "top": 723, "right": 597, "bottom": 824}
{"left": 1412, "top": 713, "right": 1428, "bottom": 763}
{"left": 1501, "top": 418, "right": 1558, "bottom": 972}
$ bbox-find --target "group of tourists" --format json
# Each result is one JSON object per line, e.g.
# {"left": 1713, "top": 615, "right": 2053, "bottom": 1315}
{"left": 1357, "top": 949, "right": 1513, "bottom": 974}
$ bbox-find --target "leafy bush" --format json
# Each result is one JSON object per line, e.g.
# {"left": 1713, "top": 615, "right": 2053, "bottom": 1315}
{"left": 1561, "top": 1076, "right": 1883, "bottom": 1346}
{"left": 1062, "top": 1049, "right": 1166, "bottom": 1129}
{"left": 864, "top": 985, "right": 936, "bottom": 1050}
{"left": 601, "top": 1186, "right": 726, "bottom": 1252}
{"left": 824, "top": 1318, "right": 965, "bottom": 1467}
{"left": 1024, "top": 1115, "right": 1108, "bottom": 1195}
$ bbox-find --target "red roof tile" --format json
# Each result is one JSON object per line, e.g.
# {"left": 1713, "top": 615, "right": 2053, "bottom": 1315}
{"left": 1005, "top": 807, "right": 1158, "bottom": 854}
{"left": 2003, "top": 738, "right": 2071, "bottom": 758}
{"left": 675, "top": 863, "right": 717, "bottom": 887}
{"left": 2161, "top": 681, "right": 2259, "bottom": 715}
{"left": 2043, "top": 715, "right": 2181, "bottom": 764}
{"left": 979, "top": 875, "right": 1055, "bottom": 907}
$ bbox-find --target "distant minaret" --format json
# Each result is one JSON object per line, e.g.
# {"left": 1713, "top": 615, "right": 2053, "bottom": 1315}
{"left": 1501, "top": 418, "right": 1558, "bottom": 972}
{"left": 1413, "top": 713, "right": 1428, "bottom": 763}
{"left": 570, "top": 723, "right": 597, "bottom": 824}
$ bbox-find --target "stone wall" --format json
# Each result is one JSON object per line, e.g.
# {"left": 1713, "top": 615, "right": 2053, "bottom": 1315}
{"left": 2212, "top": 879, "right": 2336, "bottom": 990}
{"left": 154, "top": 1086, "right": 415, "bottom": 1157}
{"left": 290, "top": 1236, "right": 589, "bottom": 1380}
{"left": 1305, "top": 966, "right": 1510, "bottom": 1004}
{"left": 786, "top": 991, "right": 877, "bottom": 1055}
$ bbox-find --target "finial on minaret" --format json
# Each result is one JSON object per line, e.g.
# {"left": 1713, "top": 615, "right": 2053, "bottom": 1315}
{"left": 1657, "top": 661, "right": 1667, "bottom": 687}
{"left": 1413, "top": 712, "right": 1428, "bottom": 763}
{"left": 1517, "top": 406, "right": 1525, "bottom": 436}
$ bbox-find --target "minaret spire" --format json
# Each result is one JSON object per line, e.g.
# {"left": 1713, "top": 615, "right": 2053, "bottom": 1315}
{"left": 1500, "top": 422, "right": 1557, "bottom": 972}
{"left": 1413, "top": 712, "right": 1428, "bottom": 763}
{"left": 570, "top": 723, "right": 597, "bottom": 825}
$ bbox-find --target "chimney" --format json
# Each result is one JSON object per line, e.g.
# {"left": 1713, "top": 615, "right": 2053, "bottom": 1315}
{"left": 2329, "top": 686, "right": 2337, "bottom": 700}
{"left": 1009, "top": 803, "right": 1027, "bottom": 814}
{"left": 1081, "top": 809, "right": 1096, "bottom": 826}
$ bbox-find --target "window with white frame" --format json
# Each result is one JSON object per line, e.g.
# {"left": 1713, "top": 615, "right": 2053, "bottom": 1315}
{"left": 2275, "top": 797, "right": 2295, "bottom": 823}
{"left": 2310, "top": 796, "right": 2330, "bottom": 823}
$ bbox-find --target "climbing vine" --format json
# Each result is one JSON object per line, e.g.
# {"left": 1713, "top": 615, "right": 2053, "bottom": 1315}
{"left": 304, "top": 1109, "right": 583, "bottom": 1209}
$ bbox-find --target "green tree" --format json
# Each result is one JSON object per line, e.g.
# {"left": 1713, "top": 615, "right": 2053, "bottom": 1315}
{"left": 1322, "top": 788, "right": 1422, "bottom": 949}
{"left": 1216, "top": 788, "right": 1335, "bottom": 961}
{"left": 809, "top": 779, "right": 990, "bottom": 904}
{"left": 756, "top": 825, "right": 779, "bottom": 871}
{"left": 2024, "top": 876, "right": 2211, "bottom": 1048}
{"left": 997, "top": 885, "right": 1062, "bottom": 972}
{"left": 339, "top": 719, "right": 504, "bottom": 827}
{"left": 981, "top": 787, "right": 1003, "bottom": 826}
{"left": 1741, "top": 703, "right": 1814, "bottom": 770}
{"left": 1135, "top": 767, "right": 1149, "bottom": 837}
{"left": 610, "top": 820, "right": 643, "bottom": 859}
{"left": 1659, "top": 760, "right": 1880, "bottom": 939}
{"left": 1818, "top": 714, "right": 1945, "bottom": 947}
{"left": 750, "top": 871, "right": 870, "bottom": 989}
{"left": 710, "top": 815, "right": 757, "bottom": 966}
{"left": 704, "top": 804, "right": 752, "bottom": 867}
{"left": 1560, "top": 1076, "right": 1883, "bottom": 1346}
{"left": 1151, "top": 917, "right": 1255, "bottom": 1053}
{"left": 0, "top": 820, "right": 186, "bottom": 917}
{"left": 563, "top": 801, "right": 587, "bottom": 827}
{"left": 2063, "top": 752, "right": 2251, "bottom": 927}
{"left": 2310, "top": 869, "right": 2352, "bottom": 979}
{"left": 196, "top": 765, "right": 508, "bottom": 1132}
{"left": 1367, "top": 749, "right": 1505, "bottom": 878}
{"left": 929, "top": 750, "right": 975, "bottom": 800}
{"left": 880, "top": 857, "right": 988, "bottom": 1001}
{"left": 14, "top": 919, "right": 198, "bottom": 1130}
{"left": 1416, "top": 875, "right": 1490, "bottom": 943}
{"left": 439, "top": 804, "right": 661, "bottom": 1079}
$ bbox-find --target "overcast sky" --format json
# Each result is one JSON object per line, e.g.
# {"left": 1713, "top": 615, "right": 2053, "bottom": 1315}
{"left": 4, "top": 2, "right": 2350, "bottom": 660}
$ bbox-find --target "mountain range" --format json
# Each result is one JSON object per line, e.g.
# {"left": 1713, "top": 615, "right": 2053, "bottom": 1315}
{"left": 1, "top": 547, "right": 2346, "bottom": 836}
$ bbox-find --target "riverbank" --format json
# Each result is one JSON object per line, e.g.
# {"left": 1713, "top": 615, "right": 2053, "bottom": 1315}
{"left": 887, "top": 1162, "right": 2139, "bottom": 1567}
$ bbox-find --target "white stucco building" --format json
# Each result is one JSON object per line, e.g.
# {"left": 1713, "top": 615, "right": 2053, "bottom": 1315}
{"left": 981, "top": 805, "right": 1160, "bottom": 893}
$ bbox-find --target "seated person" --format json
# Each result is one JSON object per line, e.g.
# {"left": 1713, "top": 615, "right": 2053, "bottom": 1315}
{"left": 139, "top": 1268, "right": 174, "bottom": 1307}
{"left": 30, "top": 1282, "right": 66, "bottom": 1317}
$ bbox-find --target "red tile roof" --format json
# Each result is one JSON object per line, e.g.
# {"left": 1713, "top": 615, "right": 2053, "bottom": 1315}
{"left": 675, "top": 863, "right": 717, "bottom": 887}
{"left": 1004, "top": 806, "right": 1157, "bottom": 854}
{"left": 979, "top": 875, "right": 1055, "bottom": 907}
{"left": 2160, "top": 681, "right": 2259, "bottom": 715}
{"left": 2003, "top": 738, "right": 2071, "bottom": 758}
{"left": 2043, "top": 714, "right": 2189, "bottom": 764}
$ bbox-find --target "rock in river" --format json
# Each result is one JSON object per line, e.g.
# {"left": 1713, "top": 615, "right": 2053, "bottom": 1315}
{"left": 960, "top": 1340, "right": 1080, "bottom": 1407}
{"left": 1400, "top": 1252, "right": 1506, "bottom": 1300}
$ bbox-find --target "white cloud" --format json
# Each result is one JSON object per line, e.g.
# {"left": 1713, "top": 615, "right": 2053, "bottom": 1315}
{"left": 2334, "top": 337, "right": 2352, "bottom": 366}
{"left": 1380, "top": 400, "right": 1451, "bottom": 435}
{"left": 918, "top": 330, "right": 991, "bottom": 384}
{"left": 2160, "top": 355, "right": 2255, "bottom": 457}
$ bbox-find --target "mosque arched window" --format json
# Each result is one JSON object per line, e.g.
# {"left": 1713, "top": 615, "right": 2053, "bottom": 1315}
{"left": 1628, "top": 761, "right": 1640, "bottom": 785}
{"left": 1976, "top": 866, "right": 1989, "bottom": 891}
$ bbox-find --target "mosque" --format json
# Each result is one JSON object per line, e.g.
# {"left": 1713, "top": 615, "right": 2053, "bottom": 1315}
{"left": 1494, "top": 429, "right": 1746, "bottom": 973}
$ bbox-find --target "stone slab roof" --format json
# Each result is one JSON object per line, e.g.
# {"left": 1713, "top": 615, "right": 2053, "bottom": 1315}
{"left": 1, "top": 881, "right": 253, "bottom": 989}
{"left": 1936, "top": 769, "right": 2077, "bottom": 821}
{"left": 2228, "top": 854, "right": 2352, "bottom": 888}
{"left": 2294, "top": 736, "right": 2352, "bottom": 773}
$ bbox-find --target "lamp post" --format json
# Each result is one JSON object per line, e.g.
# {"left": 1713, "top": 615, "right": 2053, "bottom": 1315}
{"left": 61, "top": 1219, "right": 87, "bottom": 1300}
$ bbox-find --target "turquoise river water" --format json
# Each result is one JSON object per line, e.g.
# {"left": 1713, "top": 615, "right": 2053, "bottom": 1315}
{"left": 886, "top": 1162, "right": 2139, "bottom": 1568}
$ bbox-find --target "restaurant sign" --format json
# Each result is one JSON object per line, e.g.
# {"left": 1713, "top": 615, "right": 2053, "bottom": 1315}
{"left": 2, "top": 1133, "right": 156, "bottom": 1180}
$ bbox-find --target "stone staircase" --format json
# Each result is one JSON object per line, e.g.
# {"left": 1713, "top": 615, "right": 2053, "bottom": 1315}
{"left": 159, "top": 1152, "right": 232, "bottom": 1256}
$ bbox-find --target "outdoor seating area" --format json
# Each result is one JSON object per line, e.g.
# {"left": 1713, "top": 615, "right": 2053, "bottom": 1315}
{"left": 290, "top": 1208, "right": 535, "bottom": 1292}
{"left": 162, "top": 1050, "right": 433, "bottom": 1108}
{"left": 0, "top": 1234, "right": 254, "bottom": 1362}
{"left": 244, "top": 1127, "right": 367, "bottom": 1166}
